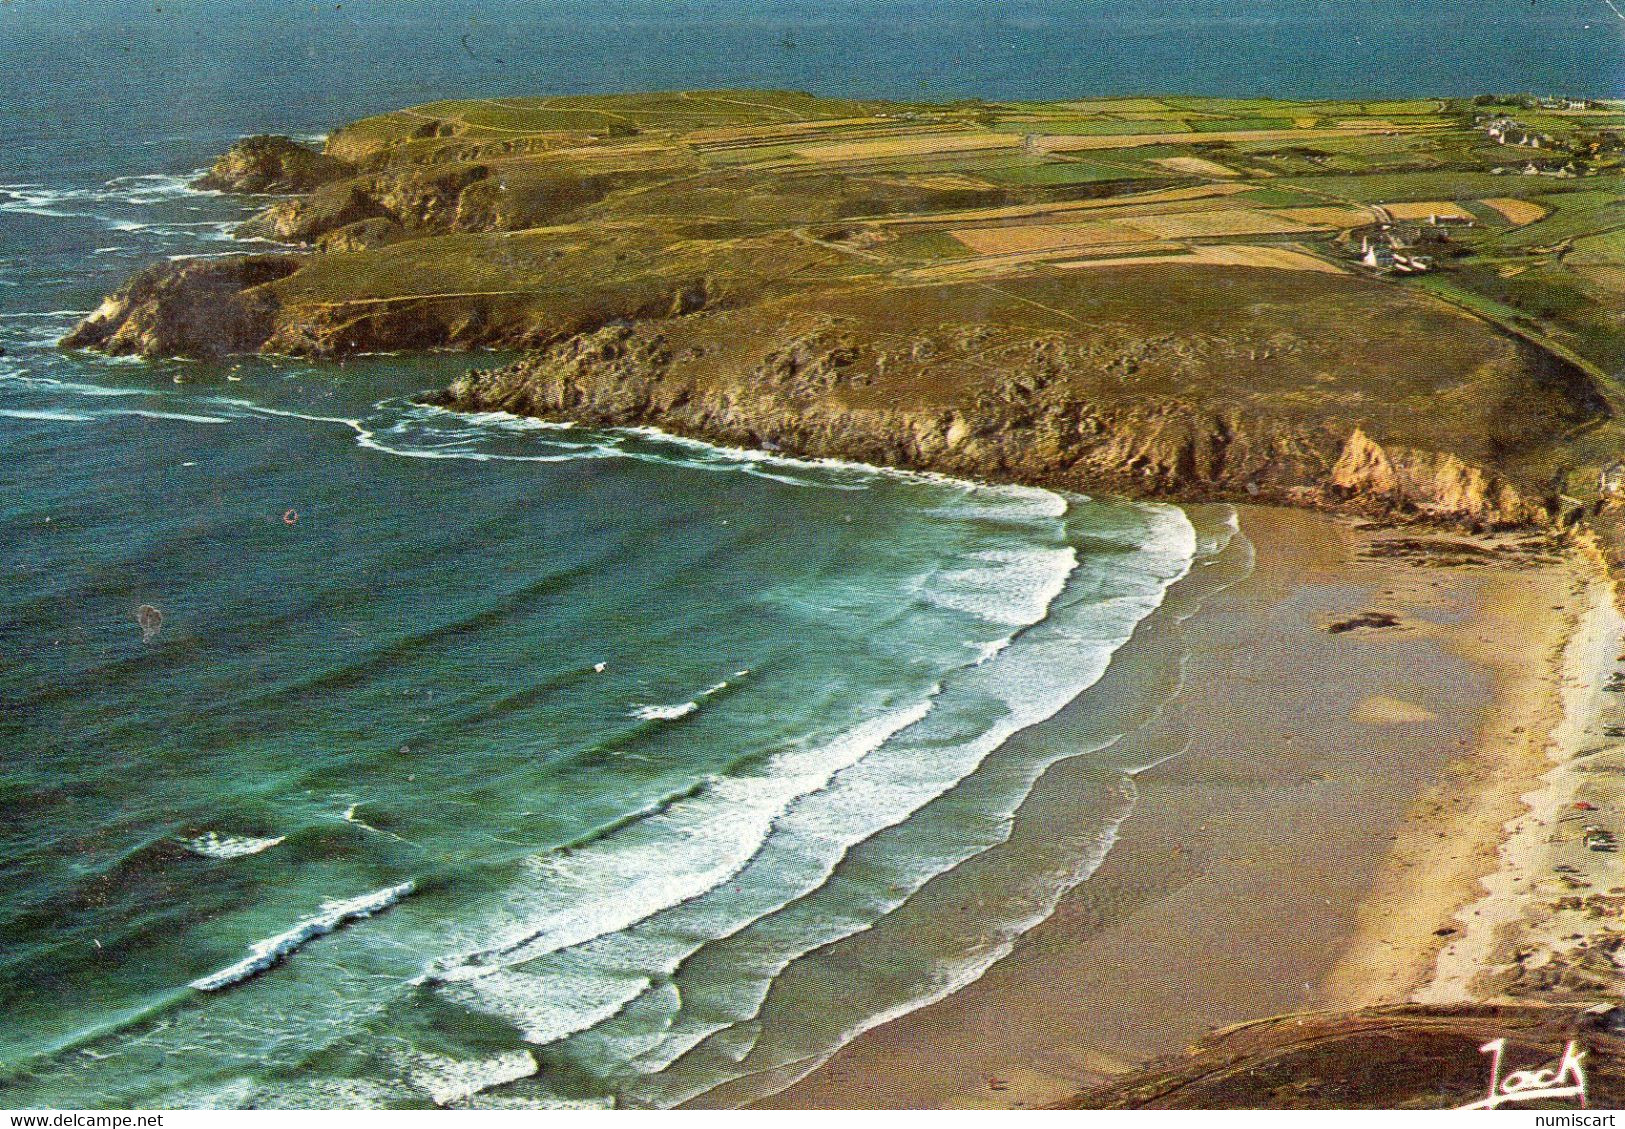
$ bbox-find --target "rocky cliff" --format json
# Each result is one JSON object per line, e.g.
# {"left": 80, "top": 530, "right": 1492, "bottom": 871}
{"left": 194, "top": 136, "right": 353, "bottom": 195}
{"left": 426, "top": 278, "right": 1592, "bottom": 528}
{"left": 58, "top": 91, "right": 1625, "bottom": 541}
{"left": 59, "top": 255, "right": 303, "bottom": 359}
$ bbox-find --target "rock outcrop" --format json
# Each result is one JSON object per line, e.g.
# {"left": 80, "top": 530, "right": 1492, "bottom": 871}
{"left": 194, "top": 136, "right": 353, "bottom": 194}
{"left": 1060, "top": 1004, "right": 1625, "bottom": 1109}
{"left": 1330, "top": 427, "right": 1537, "bottom": 524}
{"left": 230, "top": 160, "right": 670, "bottom": 246}
{"left": 59, "top": 255, "right": 301, "bottom": 359}
{"left": 429, "top": 320, "right": 1549, "bottom": 527}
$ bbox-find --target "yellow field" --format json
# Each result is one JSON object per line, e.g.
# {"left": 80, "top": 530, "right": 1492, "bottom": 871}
{"left": 900, "top": 242, "right": 1187, "bottom": 279}
{"left": 1192, "top": 244, "right": 1346, "bottom": 273}
{"left": 1039, "top": 123, "right": 1442, "bottom": 152}
{"left": 1381, "top": 201, "right": 1475, "bottom": 221}
{"left": 1048, "top": 98, "right": 1173, "bottom": 114}
{"left": 1480, "top": 197, "right": 1550, "bottom": 226}
{"left": 1052, "top": 243, "right": 1344, "bottom": 274}
{"left": 1123, "top": 208, "right": 1316, "bottom": 240}
{"left": 888, "top": 173, "right": 1000, "bottom": 191}
{"left": 870, "top": 183, "right": 1251, "bottom": 227}
{"left": 1273, "top": 205, "right": 1377, "bottom": 227}
{"left": 792, "top": 132, "right": 1020, "bottom": 162}
{"left": 687, "top": 117, "right": 895, "bottom": 145}
{"left": 950, "top": 222, "right": 1150, "bottom": 255}
{"left": 1154, "top": 156, "right": 1241, "bottom": 178}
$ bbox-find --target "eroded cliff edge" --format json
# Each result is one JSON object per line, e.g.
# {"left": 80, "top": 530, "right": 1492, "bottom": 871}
{"left": 425, "top": 271, "right": 1604, "bottom": 528}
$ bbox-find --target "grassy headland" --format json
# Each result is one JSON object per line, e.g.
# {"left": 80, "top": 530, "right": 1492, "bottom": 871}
{"left": 61, "top": 89, "right": 1625, "bottom": 533}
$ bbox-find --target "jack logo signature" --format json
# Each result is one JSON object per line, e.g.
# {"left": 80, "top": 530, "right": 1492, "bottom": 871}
{"left": 1457, "top": 1037, "right": 1588, "bottom": 1111}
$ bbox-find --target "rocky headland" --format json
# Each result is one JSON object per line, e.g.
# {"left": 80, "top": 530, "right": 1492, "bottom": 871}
{"left": 60, "top": 90, "right": 1625, "bottom": 545}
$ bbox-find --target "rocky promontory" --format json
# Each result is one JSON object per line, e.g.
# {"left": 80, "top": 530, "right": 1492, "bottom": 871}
{"left": 60, "top": 255, "right": 303, "bottom": 359}
{"left": 194, "top": 135, "right": 353, "bottom": 195}
{"left": 58, "top": 89, "right": 1625, "bottom": 541}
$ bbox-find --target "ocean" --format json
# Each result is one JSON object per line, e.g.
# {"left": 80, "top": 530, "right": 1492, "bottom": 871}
{"left": 0, "top": 0, "right": 1617, "bottom": 1109}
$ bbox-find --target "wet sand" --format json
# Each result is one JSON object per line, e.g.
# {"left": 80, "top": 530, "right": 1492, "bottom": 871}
{"left": 758, "top": 505, "right": 1591, "bottom": 1109}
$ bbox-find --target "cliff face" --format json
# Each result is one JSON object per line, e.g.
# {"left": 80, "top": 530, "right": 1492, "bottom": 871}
{"left": 230, "top": 158, "right": 679, "bottom": 246}
{"left": 429, "top": 316, "right": 1554, "bottom": 527}
{"left": 58, "top": 256, "right": 302, "bottom": 359}
{"left": 194, "top": 136, "right": 353, "bottom": 195}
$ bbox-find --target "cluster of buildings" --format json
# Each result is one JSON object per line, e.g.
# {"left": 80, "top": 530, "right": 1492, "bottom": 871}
{"left": 1505, "top": 161, "right": 1583, "bottom": 178}
{"left": 1537, "top": 96, "right": 1606, "bottom": 111}
{"left": 1478, "top": 115, "right": 1556, "bottom": 149}
{"left": 1478, "top": 114, "right": 1604, "bottom": 177}
{"left": 1356, "top": 232, "right": 1435, "bottom": 273}
{"left": 1352, "top": 211, "right": 1474, "bottom": 274}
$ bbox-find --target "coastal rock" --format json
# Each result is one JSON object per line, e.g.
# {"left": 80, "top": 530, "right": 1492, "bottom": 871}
{"left": 232, "top": 161, "right": 646, "bottom": 246}
{"left": 236, "top": 183, "right": 387, "bottom": 244}
{"left": 59, "top": 255, "right": 300, "bottom": 359}
{"left": 1332, "top": 427, "right": 1537, "bottom": 525}
{"left": 234, "top": 166, "right": 491, "bottom": 245}
{"left": 194, "top": 135, "right": 352, "bottom": 194}
{"left": 315, "top": 216, "right": 407, "bottom": 254}
{"left": 428, "top": 315, "right": 1556, "bottom": 528}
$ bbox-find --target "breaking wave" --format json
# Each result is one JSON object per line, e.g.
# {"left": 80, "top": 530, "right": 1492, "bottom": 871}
{"left": 189, "top": 882, "right": 415, "bottom": 992}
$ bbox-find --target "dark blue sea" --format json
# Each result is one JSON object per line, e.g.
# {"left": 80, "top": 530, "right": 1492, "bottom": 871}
{"left": 0, "top": 0, "right": 1617, "bottom": 1109}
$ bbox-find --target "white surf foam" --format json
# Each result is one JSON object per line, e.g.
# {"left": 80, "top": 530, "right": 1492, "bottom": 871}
{"left": 0, "top": 176, "right": 227, "bottom": 228}
{"left": 109, "top": 408, "right": 232, "bottom": 425}
{"left": 189, "top": 880, "right": 414, "bottom": 992}
{"left": 628, "top": 674, "right": 739, "bottom": 723}
{"left": 630, "top": 701, "right": 698, "bottom": 722}
{"left": 406, "top": 1049, "right": 538, "bottom": 1107}
{"left": 453, "top": 500, "right": 1198, "bottom": 1100}
{"left": 183, "top": 833, "right": 285, "bottom": 859}
{"left": 0, "top": 408, "right": 94, "bottom": 423}
{"left": 416, "top": 698, "right": 942, "bottom": 1013}
{"left": 925, "top": 545, "right": 1078, "bottom": 627}
{"left": 415, "top": 504, "right": 1163, "bottom": 1069}
{"left": 1, "top": 374, "right": 152, "bottom": 398}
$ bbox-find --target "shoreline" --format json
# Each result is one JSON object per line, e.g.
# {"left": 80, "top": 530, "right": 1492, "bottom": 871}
{"left": 1321, "top": 538, "right": 1619, "bottom": 1010}
{"left": 754, "top": 504, "right": 1605, "bottom": 1109}
{"left": 1415, "top": 535, "right": 1625, "bottom": 1007}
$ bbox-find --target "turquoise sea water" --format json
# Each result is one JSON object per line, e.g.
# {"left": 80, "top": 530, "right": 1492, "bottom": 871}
{"left": 0, "top": 0, "right": 1617, "bottom": 1109}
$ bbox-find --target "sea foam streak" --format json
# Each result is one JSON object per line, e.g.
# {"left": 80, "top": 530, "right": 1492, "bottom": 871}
{"left": 184, "top": 832, "right": 285, "bottom": 859}
{"left": 406, "top": 1049, "right": 539, "bottom": 1107}
{"left": 631, "top": 701, "right": 697, "bottom": 721}
{"left": 189, "top": 881, "right": 414, "bottom": 992}
{"left": 629, "top": 674, "right": 739, "bottom": 722}
{"left": 422, "top": 699, "right": 940, "bottom": 987}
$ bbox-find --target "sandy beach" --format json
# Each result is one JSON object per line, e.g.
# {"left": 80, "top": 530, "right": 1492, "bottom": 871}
{"left": 757, "top": 504, "right": 1611, "bottom": 1110}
